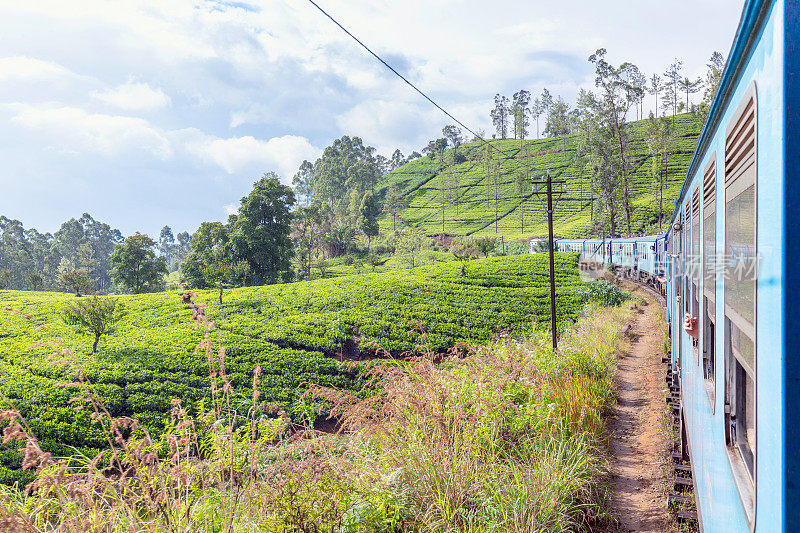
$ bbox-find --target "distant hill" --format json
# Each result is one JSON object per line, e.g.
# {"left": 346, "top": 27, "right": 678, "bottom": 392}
{"left": 376, "top": 113, "right": 702, "bottom": 240}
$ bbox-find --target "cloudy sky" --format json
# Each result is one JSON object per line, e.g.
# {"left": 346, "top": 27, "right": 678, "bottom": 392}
{"left": 0, "top": 0, "right": 744, "bottom": 238}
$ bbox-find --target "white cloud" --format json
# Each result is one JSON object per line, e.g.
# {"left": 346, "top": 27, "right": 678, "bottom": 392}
{"left": 186, "top": 133, "right": 321, "bottom": 180}
{"left": 92, "top": 81, "right": 171, "bottom": 111}
{"left": 0, "top": 56, "right": 74, "bottom": 81}
{"left": 7, "top": 104, "right": 172, "bottom": 159}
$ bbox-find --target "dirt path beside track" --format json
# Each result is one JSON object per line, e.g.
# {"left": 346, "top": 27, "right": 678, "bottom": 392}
{"left": 601, "top": 285, "right": 671, "bottom": 532}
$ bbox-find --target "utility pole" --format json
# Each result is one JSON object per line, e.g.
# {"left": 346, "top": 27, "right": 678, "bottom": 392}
{"left": 532, "top": 171, "right": 566, "bottom": 351}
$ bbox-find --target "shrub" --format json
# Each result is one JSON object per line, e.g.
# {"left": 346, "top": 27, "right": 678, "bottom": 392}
{"left": 578, "top": 280, "right": 629, "bottom": 306}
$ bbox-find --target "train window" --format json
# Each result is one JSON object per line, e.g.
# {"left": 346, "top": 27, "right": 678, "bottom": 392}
{"left": 723, "top": 85, "right": 757, "bottom": 518}
{"left": 703, "top": 158, "right": 717, "bottom": 408}
{"left": 691, "top": 186, "right": 700, "bottom": 357}
{"left": 684, "top": 205, "right": 691, "bottom": 317}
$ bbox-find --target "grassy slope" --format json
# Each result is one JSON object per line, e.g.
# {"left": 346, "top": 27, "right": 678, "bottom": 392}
{"left": 377, "top": 113, "right": 702, "bottom": 240}
{"left": 0, "top": 253, "right": 583, "bottom": 484}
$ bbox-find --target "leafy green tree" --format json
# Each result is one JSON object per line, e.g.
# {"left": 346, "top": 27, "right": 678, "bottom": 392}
{"left": 390, "top": 149, "right": 405, "bottom": 170}
{"left": 229, "top": 174, "right": 296, "bottom": 284}
{"left": 544, "top": 96, "right": 572, "bottom": 137}
{"left": 394, "top": 227, "right": 426, "bottom": 268}
{"left": 203, "top": 257, "right": 250, "bottom": 304}
{"left": 61, "top": 270, "right": 93, "bottom": 296}
{"left": 700, "top": 51, "right": 725, "bottom": 121}
{"left": 322, "top": 224, "right": 354, "bottom": 258}
{"left": 181, "top": 222, "right": 229, "bottom": 288}
{"left": 647, "top": 74, "right": 663, "bottom": 117}
{"left": 159, "top": 226, "right": 176, "bottom": 271}
{"left": 292, "top": 206, "right": 324, "bottom": 280}
{"left": 511, "top": 90, "right": 531, "bottom": 140}
{"left": 662, "top": 59, "right": 683, "bottom": 117}
{"left": 0, "top": 269, "right": 11, "bottom": 289}
{"left": 490, "top": 94, "right": 510, "bottom": 139}
{"left": 292, "top": 160, "right": 315, "bottom": 207}
{"left": 359, "top": 191, "right": 380, "bottom": 246}
{"left": 530, "top": 97, "right": 544, "bottom": 139}
{"left": 442, "top": 125, "right": 463, "bottom": 156}
{"left": 110, "top": 233, "right": 168, "bottom": 294}
{"left": 645, "top": 113, "right": 677, "bottom": 226}
{"left": 678, "top": 76, "right": 703, "bottom": 110}
{"left": 474, "top": 236, "right": 497, "bottom": 258}
{"left": 61, "top": 296, "right": 123, "bottom": 353}
{"left": 588, "top": 49, "right": 643, "bottom": 235}
{"left": 28, "top": 272, "right": 42, "bottom": 291}
{"left": 384, "top": 184, "right": 405, "bottom": 232}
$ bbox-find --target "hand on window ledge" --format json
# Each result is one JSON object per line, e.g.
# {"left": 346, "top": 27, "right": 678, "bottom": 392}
{"left": 683, "top": 313, "right": 699, "bottom": 339}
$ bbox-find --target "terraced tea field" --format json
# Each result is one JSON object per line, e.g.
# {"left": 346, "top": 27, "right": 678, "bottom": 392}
{"left": 377, "top": 113, "right": 702, "bottom": 239}
{"left": 0, "top": 253, "right": 585, "bottom": 485}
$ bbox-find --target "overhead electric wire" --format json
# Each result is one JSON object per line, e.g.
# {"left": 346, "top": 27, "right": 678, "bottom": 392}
{"left": 305, "top": 0, "right": 522, "bottom": 160}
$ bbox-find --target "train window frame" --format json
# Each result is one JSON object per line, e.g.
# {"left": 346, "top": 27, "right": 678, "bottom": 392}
{"left": 703, "top": 156, "right": 717, "bottom": 411}
{"left": 722, "top": 82, "right": 757, "bottom": 526}
{"left": 691, "top": 185, "right": 701, "bottom": 361}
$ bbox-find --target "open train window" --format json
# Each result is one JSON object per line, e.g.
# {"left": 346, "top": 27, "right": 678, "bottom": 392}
{"left": 703, "top": 158, "right": 717, "bottom": 409}
{"left": 723, "top": 84, "right": 756, "bottom": 522}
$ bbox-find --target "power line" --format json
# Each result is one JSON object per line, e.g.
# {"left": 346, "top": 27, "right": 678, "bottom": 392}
{"left": 305, "top": 0, "right": 521, "bottom": 159}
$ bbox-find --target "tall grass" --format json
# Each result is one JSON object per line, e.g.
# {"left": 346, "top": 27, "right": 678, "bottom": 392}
{"left": 0, "top": 304, "right": 628, "bottom": 532}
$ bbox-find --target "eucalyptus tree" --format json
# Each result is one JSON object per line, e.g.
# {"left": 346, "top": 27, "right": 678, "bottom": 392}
{"left": 511, "top": 90, "right": 531, "bottom": 140}
{"left": 678, "top": 76, "right": 703, "bottom": 110}
{"left": 662, "top": 59, "right": 683, "bottom": 117}
{"left": 490, "top": 94, "right": 510, "bottom": 139}
{"left": 588, "top": 48, "right": 643, "bottom": 235}
{"left": 647, "top": 74, "right": 663, "bottom": 117}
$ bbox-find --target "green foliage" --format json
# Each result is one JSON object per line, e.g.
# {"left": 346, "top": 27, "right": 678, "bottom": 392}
{"left": 359, "top": 191, "right": 380, "bottom": 244}
{"left": 60, "top": 270, "right": 93, "bottom": 296}
{"left": 393, "top": 227, "right": 427, "bottom": 268}
{"left": 229, "top": 174, "right": 295, "bottom": 285}
{"left": 60, "top": 296, "right": 123, "bottom": 353}
{"left": 27, "top": 272, "right": 43, "bottom": 291}
{"left": 0, "top": 254, "right": 586, "bottom": 485}
{"left": 110, "top": 233, "right": 168, "bottom": 294}
{"left": 202, "top": 257, "right": 250, "bottom": 304}
{"left": 375, "top": 113, "right": 702, "bottom": 239}
{"left": 578, "top": 279, "right": 629, "bottom": 306}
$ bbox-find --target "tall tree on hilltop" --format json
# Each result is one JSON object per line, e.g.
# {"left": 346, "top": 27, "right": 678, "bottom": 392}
{"left": 511, "top": 90, "right": 531, "bottom": 140}
{"left": 490, "top": 94, "right": 510, "bottom": 139}
{"left": 310, "top": 136, "right": 379, "bottom": 213}
{"left": 390, "top": 149, "right": 405, "bottom": 170}
{"left": 544, "top": 96, "right": 572, "bottom": 137}
{"left": 530, "top": 97, "right": 544, "bottom": 139}
{"left": 645, "top": 112, "right": 676, "bottom": 227}
{"left": 662, "top": 59, "right": 683, "bottom": 118}
{"left": 588, "top": 49, "right": 642, "bottom": 236}
{"left": 442, "top": 125, "right": 463, "bottom": 156}
{"left": 622, "top": 64, "right": 647, "bottom": 120}
{"left": 648, "top": 74, "right": 663, "bottom": 117}
{"left": 700, "top": 51, "right": 726, "bottom": 122}
{"left": 229, "top": 173, "right": 296, "bottom": 284}
{"left": 159, "top": 225, "right": 175, "bottom": 271}
{"left": 292, "top": 160, "right": 315, "bottom": 207}
{"left": 110, "top": 233, "right": 168, "bottom": 294}
{"left": 678, "top": 76, "right": 703, "bottom": 110}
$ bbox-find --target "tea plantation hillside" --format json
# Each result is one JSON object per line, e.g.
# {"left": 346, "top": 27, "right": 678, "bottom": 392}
{"left": 377, "top": 113, "right": 702, "bottom": 239}
{"left": 0, "top": 253, "right": 584, "bottom": 485}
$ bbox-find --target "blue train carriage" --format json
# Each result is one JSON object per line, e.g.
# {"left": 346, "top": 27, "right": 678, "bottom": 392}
{"left": 665, "top": 0, "right": 794, "bottom": 529}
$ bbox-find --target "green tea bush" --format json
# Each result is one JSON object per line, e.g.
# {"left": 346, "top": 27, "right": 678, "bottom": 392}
{"left": 578, "top": 280, "right": 629, "bottom": 306}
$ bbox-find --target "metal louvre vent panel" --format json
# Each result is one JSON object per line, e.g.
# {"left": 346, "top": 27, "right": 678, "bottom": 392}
{"left": 725, "top": 97, "right": 756, "bottom": 190}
